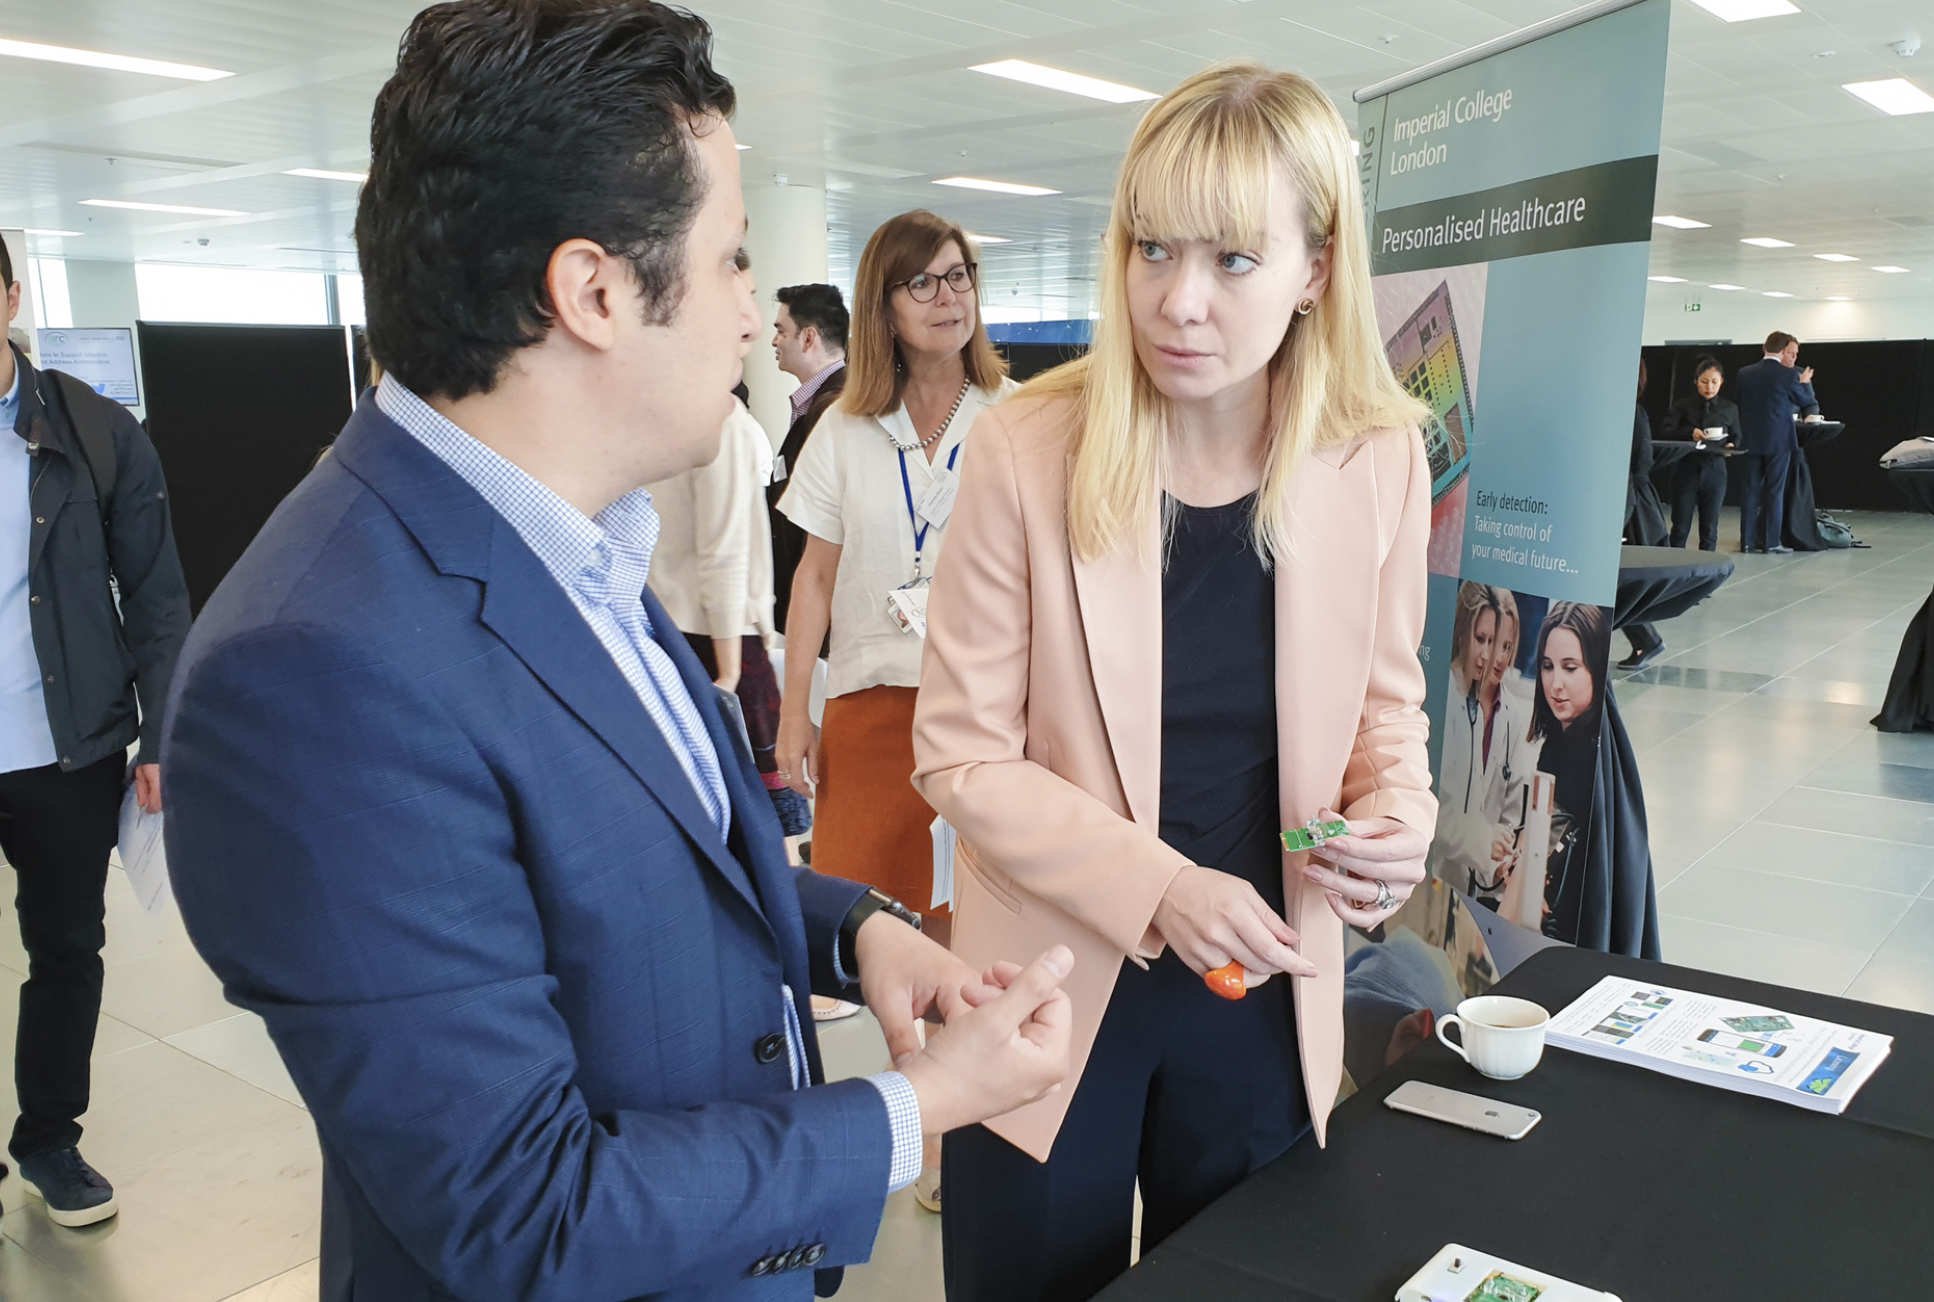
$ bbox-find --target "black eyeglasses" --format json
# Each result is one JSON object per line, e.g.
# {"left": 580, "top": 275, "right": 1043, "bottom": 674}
{"left": 894, "top": 263, "right": 977, "bottom": 303}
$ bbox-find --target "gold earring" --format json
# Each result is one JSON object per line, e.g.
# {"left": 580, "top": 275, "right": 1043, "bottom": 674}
{"left": 1295, "top": 297, "right": 1316, "bottom": 316}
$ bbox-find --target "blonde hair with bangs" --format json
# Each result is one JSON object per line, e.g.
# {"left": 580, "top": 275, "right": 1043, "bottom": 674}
{"left": 1032, "top": 62, "right": 1426, "bottom": 563}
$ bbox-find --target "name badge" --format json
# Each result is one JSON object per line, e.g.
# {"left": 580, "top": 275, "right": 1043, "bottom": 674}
{"left": 772, "top": 454, "right": 788, "bottom": 484}
{"left": 915, "top": 467, "right": 959, "bottom": 530}
{"left": 887, "top": 578, "right": 932, "bottom": 638}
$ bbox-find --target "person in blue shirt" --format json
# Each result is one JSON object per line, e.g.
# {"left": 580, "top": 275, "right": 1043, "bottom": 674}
{"left": 1734, "top": 330, "right": 1819, "bottom": 554}
{"left": 0, "top": 240, "right": 191, "bottom": 1230}
{"left": 159, "top": 4, "right": 1072, "bottom": 1299}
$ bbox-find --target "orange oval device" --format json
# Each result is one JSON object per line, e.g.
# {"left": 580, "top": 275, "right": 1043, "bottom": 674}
{"left": 1204, "top": 962, "right": 1246, "bottom": 1000}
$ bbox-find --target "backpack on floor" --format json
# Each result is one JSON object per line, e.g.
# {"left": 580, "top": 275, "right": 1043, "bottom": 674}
{"left": 1814, "top": 510, "right": 1854, "bottom": 549}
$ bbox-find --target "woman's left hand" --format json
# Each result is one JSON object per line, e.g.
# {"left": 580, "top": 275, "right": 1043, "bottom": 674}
{"left": 1301, "top": 809, "right": 1429, "bottom": 928}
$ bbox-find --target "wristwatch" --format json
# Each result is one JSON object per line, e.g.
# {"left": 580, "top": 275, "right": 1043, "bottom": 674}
{"left": 838, "top": 888, "right": 922, "bottom": 977}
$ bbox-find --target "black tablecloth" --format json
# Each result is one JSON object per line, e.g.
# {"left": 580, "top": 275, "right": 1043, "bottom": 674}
{"left": 1892, "top": 465, "right": 1934, "bottom": 515}
{"left": 1615, "top": 546, "right": 1734, "bottom": 627}
{"left": 1783, "top": 420, "right": 1844, "bottom": 551}
{"left": 1874, "top": 467, "right": 1934, "bottom": 733}
{"left": 1099, "top": 946, "right": 1934, "bottom": 1302}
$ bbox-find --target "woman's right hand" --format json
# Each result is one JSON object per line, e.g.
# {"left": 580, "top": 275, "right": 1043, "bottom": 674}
{"left": 775, "top": 707, "right": 820, "bottom": 799}
{"left": 1151, "top": 866, "right": 1318, "bottom": 981}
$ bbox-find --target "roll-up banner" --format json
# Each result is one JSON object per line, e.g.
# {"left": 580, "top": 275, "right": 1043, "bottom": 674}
{"left": 1357, "top": 0, "right": 1670, "bottom": 950}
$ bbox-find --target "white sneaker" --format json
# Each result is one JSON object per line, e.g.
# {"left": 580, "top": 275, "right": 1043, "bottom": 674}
{"left": 811, "top": 996, "right": 860, "bottom": 1023}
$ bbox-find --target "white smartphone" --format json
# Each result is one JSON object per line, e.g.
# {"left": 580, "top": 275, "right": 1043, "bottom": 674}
{"left": 1396, "top": 1243, "right": 1622, "bottom": 1301}
{"left": 1383, "top": 1080, "right": 1541, "bottom": 1140}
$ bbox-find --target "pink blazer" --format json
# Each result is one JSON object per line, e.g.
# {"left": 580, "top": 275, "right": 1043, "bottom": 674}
{"left": 912, "top": 393, "right": 1437, "bottom": 1161}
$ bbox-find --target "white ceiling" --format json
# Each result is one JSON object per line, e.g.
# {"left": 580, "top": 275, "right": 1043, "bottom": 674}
{"left": 3, "top": 0, "right": 1931, "bottom": 317}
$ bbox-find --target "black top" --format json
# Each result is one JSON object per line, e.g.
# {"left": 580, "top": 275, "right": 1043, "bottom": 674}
{"left": 1535, "top": 710, "right": 1600, "bottom": 940}
{"left": 1659, "top": 392, "right": 1742, "bottom": 446}
{"left": 1158, "top": 494, "right": 1282, "bottom": 905}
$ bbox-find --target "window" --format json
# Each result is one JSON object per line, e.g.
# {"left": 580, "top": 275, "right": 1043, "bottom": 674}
{"left": 27, "top": 258, "right": 73, "bottom": 329}
{"left": 334, "top": 272, "right": 366, "bottom": 328}
{"left": 135, "top": 263, "right": 331, "bottom": 325}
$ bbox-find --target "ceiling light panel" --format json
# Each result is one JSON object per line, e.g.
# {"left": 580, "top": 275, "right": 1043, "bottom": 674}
{"left": 970, "top": 59, "right": 1158, "bottom": 104}
{"left": 1685, "top": 0, "right": 1799, "bottom": 20}
{"left": 0, "top": 37, "right": 231, "bottom": 81}
{"left": 284, "top": 168, "right": 367, "bottom": 184}
{"left": 1842, "top": 79, "right": 1934, "bottom": 117}
{"left": 933, "top": 177, "right": 1061, "bottom": 197}
{"left": 81, "top": 198, "right": 249, "bottom": 217}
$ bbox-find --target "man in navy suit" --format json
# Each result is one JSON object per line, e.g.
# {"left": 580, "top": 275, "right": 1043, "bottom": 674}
{"left": 160, "top": 4, "right": 1072, "bottom": 1298}
{"left": 1734, "top": 330, "right": 1819, "bottom": 553}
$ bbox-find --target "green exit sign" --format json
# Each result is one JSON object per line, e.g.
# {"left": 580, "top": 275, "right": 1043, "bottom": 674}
{"left": 1683, "top": 302, "right": 1702, "bottom": 312}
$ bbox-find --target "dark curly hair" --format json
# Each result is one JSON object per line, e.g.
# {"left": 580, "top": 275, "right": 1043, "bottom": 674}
{"left": 355, "top": 0, "right": 736, "bottom": 400}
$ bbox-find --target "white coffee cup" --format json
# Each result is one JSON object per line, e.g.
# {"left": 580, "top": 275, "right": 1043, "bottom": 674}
{"left": 1436, "top": 995, "right": 1549, "bottom": 1080}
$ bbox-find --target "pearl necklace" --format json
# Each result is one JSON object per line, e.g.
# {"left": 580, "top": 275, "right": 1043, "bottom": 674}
{"left": 886, "top": 377, "right": 971, "bottom": 452}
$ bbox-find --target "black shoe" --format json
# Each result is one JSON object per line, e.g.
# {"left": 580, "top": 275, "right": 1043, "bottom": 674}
{"left": 1617, "top": 640, "right": 1666, "bottom": 672}
{"left": 1741, "top": 545, "right": 1764, "bottom": 554}
{"left": 18, "top": 1147, "right": 118, "bottom": 1228}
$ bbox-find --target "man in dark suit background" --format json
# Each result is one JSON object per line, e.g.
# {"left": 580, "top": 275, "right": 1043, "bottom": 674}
{"left": 1734, "top": 330, "right": 1818, "bottom": 554}
{"left": 161, "top": 4, "right": 1072, "bottom": 1299}
{"left": 767, "top": 283, "right": 846, "bottom": 632}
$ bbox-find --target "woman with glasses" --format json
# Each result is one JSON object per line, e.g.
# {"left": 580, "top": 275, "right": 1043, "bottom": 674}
{"left": 912, "top": 64, "right": 1434, "bottom": 1299}
{"left": 775, "top": 209, "right": 1017, "bottom": 1206}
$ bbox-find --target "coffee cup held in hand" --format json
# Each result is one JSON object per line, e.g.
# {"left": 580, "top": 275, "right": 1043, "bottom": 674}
{"left": 1436, "top": 995, "right": 1549, "bottom": 1081}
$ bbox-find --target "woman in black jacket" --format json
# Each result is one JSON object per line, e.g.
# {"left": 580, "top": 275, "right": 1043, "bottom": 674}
{"left": 1528, "top": 601, "right": 1610, "bottom": 941}
{"left": 1659, "top": 356, "right": 1741, "bottom": 551}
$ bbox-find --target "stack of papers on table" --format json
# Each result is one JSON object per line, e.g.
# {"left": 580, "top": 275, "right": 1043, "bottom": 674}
{"left": 1549, "top": 975, "right": 1890, "bottom": 1115}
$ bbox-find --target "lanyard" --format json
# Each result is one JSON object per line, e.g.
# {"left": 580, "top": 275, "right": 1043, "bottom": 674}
{"left": 899, "top": 440, "right": 962, "bottom": 577}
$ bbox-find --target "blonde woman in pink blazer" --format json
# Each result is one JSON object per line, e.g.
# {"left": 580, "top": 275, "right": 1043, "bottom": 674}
{"left": 913, "top": 62, "right": 1436, "bottom": 1301}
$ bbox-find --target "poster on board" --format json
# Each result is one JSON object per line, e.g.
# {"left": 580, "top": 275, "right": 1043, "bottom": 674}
{"left": 1355, "top": 0, "right": 1670, "bottom": 948}
{"left": 36, "top": 327, "right": 142, "bottom": 406}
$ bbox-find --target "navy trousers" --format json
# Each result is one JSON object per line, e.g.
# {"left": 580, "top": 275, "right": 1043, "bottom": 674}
{"left": 1739, "top": 440, "right": 1793, "bottom": 550}
{"left": 941, "top": 951, "right": 1309, "bottom": 1302}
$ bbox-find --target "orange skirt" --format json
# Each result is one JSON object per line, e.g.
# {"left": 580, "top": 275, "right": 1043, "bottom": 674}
{"left": 815, "top": 685, "right": 944, "bottom": 915}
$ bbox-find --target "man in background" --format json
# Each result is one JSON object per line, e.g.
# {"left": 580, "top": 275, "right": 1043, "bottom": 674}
{"left": 768, "top": 283, "right": 847, "bottom": 632}
{"left": 0, "top": 240, "right": 190, "bottom": 1229}
{"left": 1735, "top": 330, "right": 1818, "bottom": 554}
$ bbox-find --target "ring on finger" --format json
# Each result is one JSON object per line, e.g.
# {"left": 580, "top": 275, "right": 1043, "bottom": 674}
{"left": 1374, "top": 879, "right": 1397, "bottom": 912}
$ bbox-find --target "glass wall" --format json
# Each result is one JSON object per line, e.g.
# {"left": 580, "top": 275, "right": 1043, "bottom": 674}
{"left": 135, "top": 263, "right": 332, "bottom": 325}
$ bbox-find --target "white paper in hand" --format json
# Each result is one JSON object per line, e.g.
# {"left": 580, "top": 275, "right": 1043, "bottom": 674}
{"left": 929, "top": 815, "right": 957, "bottom": 910}
{"left": 117, "top": 784, "right": 170, "bottom": 915}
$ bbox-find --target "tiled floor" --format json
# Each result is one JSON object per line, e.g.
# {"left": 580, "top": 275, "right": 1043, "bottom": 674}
{"left": 3, "top": 508, "right": 1930, "bottom": 1300}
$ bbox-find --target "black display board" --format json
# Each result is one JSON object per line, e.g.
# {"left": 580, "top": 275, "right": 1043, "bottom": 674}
{"left": 998, "top": 342, "right": 1087, "bottom": 383}
{"left": 1641, "top": 339, "right": 1933, "bottom": 512}
{"left": 138, "top": 322, "right": 351, "bottom": 613}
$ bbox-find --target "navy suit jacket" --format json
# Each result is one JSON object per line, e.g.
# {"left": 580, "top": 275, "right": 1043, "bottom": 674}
{"left": 163, "top": 398, "right": 889, "bottom": 1301}
{"left": 1734, "top": 357, "right": 1818, "bottom": 456}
